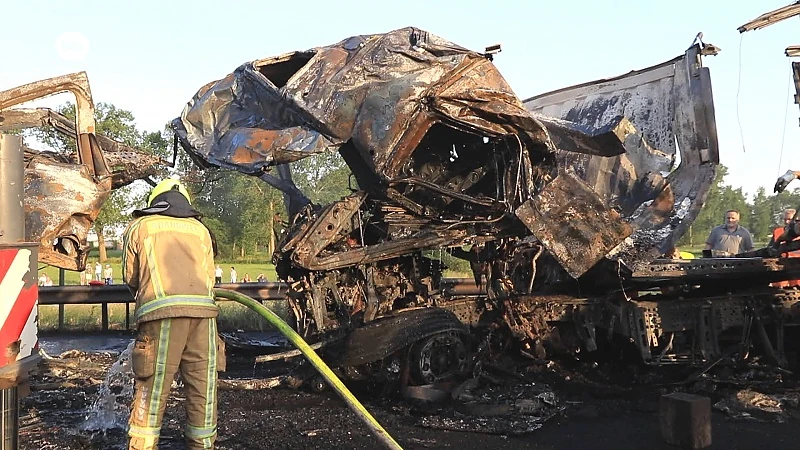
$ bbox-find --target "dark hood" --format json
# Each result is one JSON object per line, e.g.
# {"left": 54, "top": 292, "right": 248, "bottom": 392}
{"left": 132, "top": 190, "right": 203, "bottom": 219}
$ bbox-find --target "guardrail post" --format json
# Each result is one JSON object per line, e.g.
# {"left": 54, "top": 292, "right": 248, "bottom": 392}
{"left": 58, "top": 269, "right": 65, "bottom": 332}
{"left": 101, "top": 304, "right": 108, "bottom": 331}
{"left": 0, "top": 389, "right": 17, "bottom": 450}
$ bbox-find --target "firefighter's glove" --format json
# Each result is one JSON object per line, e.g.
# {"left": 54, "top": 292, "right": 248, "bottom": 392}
{"left": 774, "top": 170, "right": 797, "bottom": 193}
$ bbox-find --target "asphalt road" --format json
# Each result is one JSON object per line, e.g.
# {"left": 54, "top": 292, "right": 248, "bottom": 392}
{"left": 21, "top": 336, "right": 800, "bottom": 450}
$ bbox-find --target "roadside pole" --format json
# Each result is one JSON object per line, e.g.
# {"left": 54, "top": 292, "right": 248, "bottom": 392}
{"left": 0, "top": 134, "right": 41, "bottom": 450}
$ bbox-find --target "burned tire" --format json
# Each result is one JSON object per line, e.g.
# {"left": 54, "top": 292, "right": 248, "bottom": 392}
{"left": 409, "top": 331, "right": 468, "bottom": 384}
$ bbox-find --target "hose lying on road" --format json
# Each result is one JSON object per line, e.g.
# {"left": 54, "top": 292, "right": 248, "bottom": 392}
{"left": 214, "top": 288, "right": 403, "bottom": 450}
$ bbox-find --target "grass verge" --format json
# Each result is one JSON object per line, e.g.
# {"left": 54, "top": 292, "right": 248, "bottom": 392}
{"left": 38, "top": 299, "right": 290, "bottom": 333}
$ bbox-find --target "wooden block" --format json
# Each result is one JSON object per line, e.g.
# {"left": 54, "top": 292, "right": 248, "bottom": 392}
{"left": 660, "top": 392, "right": 712, "bottom": 449}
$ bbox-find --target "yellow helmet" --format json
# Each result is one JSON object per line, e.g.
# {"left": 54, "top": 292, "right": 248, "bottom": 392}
{"left": 147, "top": 179, "right": 191, "bottom": 206}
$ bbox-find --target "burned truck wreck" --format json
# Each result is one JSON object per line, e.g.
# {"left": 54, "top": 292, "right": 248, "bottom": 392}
{"left": 0, "top": 72, "right": 165, "bottom": 271}
{"left": 174, "top": 28, "right": 800, "bottom": 383}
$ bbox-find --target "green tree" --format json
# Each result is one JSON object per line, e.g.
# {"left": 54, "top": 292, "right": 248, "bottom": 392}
{"left": 191, "top": 171, "right": 287, "bottom": 259}
{"left": 750, "top": 187, "right": 774, "bottom": 241}
{"left": 188, "top": 150, "right": 353, "bottom": 260}
{"left": 141, "top": 129, "right": 173, "bottom": 161}
{"left": 291, "top": 151, "right": 353, "bottom": 205}
{"left": 680, "top": 165, "right": 750, "bottom": 246}
{"left": 679, "top": 165, "right": 800, "bottom": 249}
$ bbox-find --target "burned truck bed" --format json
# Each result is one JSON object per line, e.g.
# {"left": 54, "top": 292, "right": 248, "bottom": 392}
{"left": 172, "top": 27, "right": 799, "bottom": 383}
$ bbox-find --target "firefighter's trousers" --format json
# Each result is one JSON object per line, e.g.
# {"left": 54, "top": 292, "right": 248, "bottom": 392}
{"left": 128, "top": 317, "right": 220, "bottom": 450}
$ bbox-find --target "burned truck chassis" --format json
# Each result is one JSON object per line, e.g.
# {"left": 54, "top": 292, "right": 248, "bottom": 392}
{"left": 293, "top": 256, "right": 800, "bottom": 386}
{"left": 440, "top": 279, "right": 800, "bottom": 367}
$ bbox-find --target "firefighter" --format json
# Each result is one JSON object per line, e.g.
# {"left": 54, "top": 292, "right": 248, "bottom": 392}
{"left": 123, "top": 178, "right": 224, "bottom": 450}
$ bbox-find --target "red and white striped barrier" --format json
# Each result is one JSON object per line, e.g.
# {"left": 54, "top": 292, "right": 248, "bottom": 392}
{"left": 0, "top": 245, "right": 38, "bottom": 367}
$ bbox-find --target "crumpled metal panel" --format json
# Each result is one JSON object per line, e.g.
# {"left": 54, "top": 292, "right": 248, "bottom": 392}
{"left": 172, "top": 27, "right": 625, "bottom": 185}
{"left": 22, "top": 155, "right": 107, "bottom": 270}
{"left": 515, "top": 172, "right": 633, "bottom": 278}
{"left": 0, "top": 72, "right": 164, "bottom": 271}
{"left": 524, "top": 43, "right": 719, "bottom": 269}
{"left": 173, "top": 27, "right": 633, "bottom": 278}
{"left": 1, "top": 108, "right": 166, "bottom": 188}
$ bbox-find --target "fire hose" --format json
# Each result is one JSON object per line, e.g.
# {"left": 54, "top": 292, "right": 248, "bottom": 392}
{"left": 213, "top": 289, "right": 403, "bottom": 450}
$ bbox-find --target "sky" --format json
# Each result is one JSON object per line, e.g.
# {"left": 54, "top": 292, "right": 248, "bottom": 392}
{"left": 1, "top": 0, "right": 798, "bottom": 197}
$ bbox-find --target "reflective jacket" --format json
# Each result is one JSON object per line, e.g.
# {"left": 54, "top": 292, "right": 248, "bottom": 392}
{"left": 123, "top": 215, "right": 218, "bottom": 324}
{"left": 773, "top": 227, "right": 800, "bottom": 258}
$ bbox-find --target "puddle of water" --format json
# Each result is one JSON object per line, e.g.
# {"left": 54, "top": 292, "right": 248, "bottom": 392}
{"left": 40, "top": 335, "right": 133, "bottom": 356}
{"left": 83, "top": 341, "right": 134, "bottom": 432}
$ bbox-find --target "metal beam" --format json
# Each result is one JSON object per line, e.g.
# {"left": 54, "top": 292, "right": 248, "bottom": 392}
{"left": 738, "top": 2, "right": 800, "bottom": 33}
{"left": 37, "top": 282, "right": 288, "bottom": 305}
{"left": 0, "top": 135, "right": 23, "bottom": 244}
{"left": 38, "top": 279, "right": 481, "bottom": 305}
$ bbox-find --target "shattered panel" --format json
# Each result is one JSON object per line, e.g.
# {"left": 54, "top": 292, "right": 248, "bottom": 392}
{"left": 23, "top": 156, "right": 106, "bottom": 269}
{"left": 1, "top": 108, "right": 165, "bottom": 188}
{"left": 516, "top": 172, "right": 633, "bottom": 278}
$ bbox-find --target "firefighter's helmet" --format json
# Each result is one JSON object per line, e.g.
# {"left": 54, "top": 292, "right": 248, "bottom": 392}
{"left": 147, "top": 178, "right": 191, "bottom": 206}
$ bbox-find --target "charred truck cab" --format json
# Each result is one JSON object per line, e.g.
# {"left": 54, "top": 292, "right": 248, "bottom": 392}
{"left": 173, "top": 28, "right": 800, "bottom": 386}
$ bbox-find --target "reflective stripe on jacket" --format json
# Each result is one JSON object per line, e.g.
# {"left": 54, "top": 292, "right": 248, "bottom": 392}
{"left": 123, "top": 215, "right": 218, "bottom": 324}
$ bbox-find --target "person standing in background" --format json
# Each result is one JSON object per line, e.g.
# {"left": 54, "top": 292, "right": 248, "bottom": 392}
{"left": 104, "top": 264, "right": 113, "bottom": 285}
{"left": 704, "top": 210, "right": 754, "bottom": 256}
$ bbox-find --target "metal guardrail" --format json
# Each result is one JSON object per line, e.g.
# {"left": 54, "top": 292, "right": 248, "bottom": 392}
{"left": 38, "top": 282, "right": 287, "bottom": 305}
{"left": 37, "top": 282, "right": 289, "bottom": 332}
{"left": 36, "top": 279, "right": 484, "bottom": 332}
{"left": 37, "top": 279, "right": 484, "bottom": 306}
